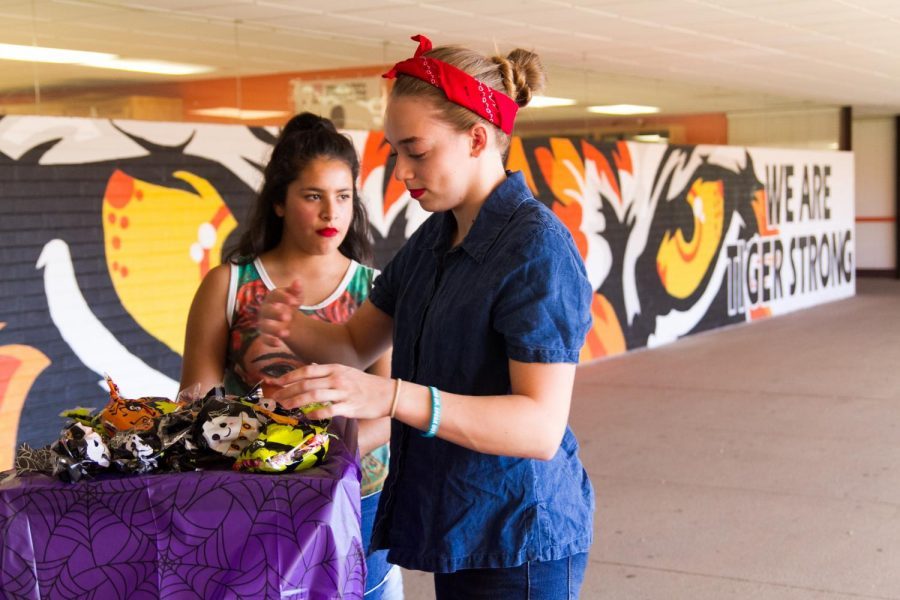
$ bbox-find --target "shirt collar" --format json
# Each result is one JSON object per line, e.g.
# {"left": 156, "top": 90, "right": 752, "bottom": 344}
{"left": 431, "top": 171, "right": 531, "bottom": 263}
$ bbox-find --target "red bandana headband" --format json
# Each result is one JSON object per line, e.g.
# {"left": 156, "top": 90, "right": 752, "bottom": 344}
{"left": 382, "top": 34, "right": 519, "bottom": 135}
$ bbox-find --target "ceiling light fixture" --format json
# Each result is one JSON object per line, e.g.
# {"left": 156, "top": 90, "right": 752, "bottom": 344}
{"left": 587, "top": 104, "right": 660, "bottom": 115}
{"left": 85, "top": 58, "right": 214, "bottom": 76}
{"left": 190, "top": 108, "right": 291, "bottom": 120}
{"left": 632, "top": 133, "right": 665, "bottom": 143}
{"left": 0, "top": 42, "right": 213, "bottom": 75}
{"left": 0, "top": 42, "right": 115, "bottom": 64}
{"left": 526, "top": 95, "right": 577, "bottom": 108}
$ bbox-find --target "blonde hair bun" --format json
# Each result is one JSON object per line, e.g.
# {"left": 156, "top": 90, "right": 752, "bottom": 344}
{"left": 493, "top": 49, "right": 546, "bottom": 108}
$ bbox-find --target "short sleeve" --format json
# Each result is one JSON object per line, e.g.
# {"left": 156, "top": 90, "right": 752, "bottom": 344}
{"left": 492, "top": 224, "right": 593, "bottom": 363}
{"left": 368, "top": 229, "right": 421, "bottom": 318}
{"left": 369, "top": 213, "right": 441, "bottom": 318}
{"left": 368, "top": 258, "right": 398, "bottom": 318}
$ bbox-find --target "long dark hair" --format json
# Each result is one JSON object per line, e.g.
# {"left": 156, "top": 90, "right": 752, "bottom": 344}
{"left": 225, "top": 112, "right": 373, "bottom": 264}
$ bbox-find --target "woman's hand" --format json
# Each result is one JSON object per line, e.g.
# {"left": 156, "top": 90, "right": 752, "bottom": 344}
{"left": 257, "top": 280, "right": 303, "bottom": 345}
{"left": 266, "top": 363, "right": 394, "bottom": 421}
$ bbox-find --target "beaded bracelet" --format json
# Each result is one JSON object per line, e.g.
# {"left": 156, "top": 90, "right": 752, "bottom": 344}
{"left": 421, "top": 386, "right": 441, "bottom": 438}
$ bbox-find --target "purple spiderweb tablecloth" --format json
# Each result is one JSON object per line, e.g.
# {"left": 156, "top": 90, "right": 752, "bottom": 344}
{"left": 0, "top": 418, "right": 365, "bottom": 600}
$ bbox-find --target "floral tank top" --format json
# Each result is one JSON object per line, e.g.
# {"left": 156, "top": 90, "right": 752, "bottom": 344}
{"left": 224, "top": 257, "right": 388, "bottom": 496}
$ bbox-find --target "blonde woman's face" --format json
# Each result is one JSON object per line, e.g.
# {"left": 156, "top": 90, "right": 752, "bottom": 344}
{"left": 384, "top": 95, "right": 475, "bottom": 213}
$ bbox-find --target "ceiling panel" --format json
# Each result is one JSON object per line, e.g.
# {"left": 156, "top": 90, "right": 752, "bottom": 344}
{"left": 119, "top": 1, "right": 241, "bottom": 10}
{"left": 736, "top": 0, "right": 843, "bottom": 20}
{"left": 180, "top": 4, "right": 315, "bottom": 21}
{"left": 0, "top": 0, "right": 898, "bottom": 116}
{"left": 428, "top": 0, "right": 552, "bottom": 15}
{"left": 265, "top": 0, "right": 416, "bottom": 13}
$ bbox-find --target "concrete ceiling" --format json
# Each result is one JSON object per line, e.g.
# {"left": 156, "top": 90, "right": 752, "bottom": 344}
{"left": 1, "top": 0, "right": 899, "bottom": 118}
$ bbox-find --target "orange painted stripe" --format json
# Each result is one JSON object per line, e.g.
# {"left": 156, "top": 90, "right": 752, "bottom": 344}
{"left": 855, "top": 216, "right": 895, "bottom": 223}
{"left": 210, "top": 204, "right": 231, "bottom": 228}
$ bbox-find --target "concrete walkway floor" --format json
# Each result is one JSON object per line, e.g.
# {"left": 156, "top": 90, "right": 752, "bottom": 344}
{"left": 402, "top": 277, "right": 900, "bottom": 599}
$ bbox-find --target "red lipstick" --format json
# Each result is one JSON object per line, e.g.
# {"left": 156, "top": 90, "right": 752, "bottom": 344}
{"left": 316, "top": 228, "right": 339, "bottom": 238}
{"left": 408, "top": 188, "right": 425, "bottom": 199}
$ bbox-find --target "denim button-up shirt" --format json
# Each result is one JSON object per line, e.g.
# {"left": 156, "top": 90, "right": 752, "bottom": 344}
{"left": 368, "top": 171, "right": 594, "bottom": 573}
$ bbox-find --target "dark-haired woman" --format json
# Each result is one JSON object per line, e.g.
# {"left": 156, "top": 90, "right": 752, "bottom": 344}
{"left": 181, "top": 112, "right": 403, "bottom": 599}
{"left": 257, "top": 37, "right": 594, "bottom": 599}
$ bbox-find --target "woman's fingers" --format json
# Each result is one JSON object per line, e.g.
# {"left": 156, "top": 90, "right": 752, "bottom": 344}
{"left": 270, "top": 376, "right": 334, "bottom": 400}
{"left": 257, "top": 282, "right": 305, "bottom": 340}
{"left": 302, "top": 403, "right": 339, "bottom": 420}
{"left": 273, "top": 387, "right": 347, "bottom": 411}
{"left": 258, "top": 306, "right": 294, "bottom": 341}
{"left": 270, "top": 282, "right": 304, "bottom": 306}
{"left": 268, "top": 363, "right": 333, "bottom": 388}
{"left": 262, "top": 363, "right": 390, "bottom": 420}
{"left": 258, "top": 300, "right": 291, "bottom": 323}
{"left": 267, "top": 364, "right": 345, "bottom": 409}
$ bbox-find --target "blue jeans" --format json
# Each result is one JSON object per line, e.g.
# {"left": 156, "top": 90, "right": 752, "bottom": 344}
{"left": 362, "top": 491, "right": 402, "bottom": 599}
{"left": 433, "top": 553, "right": 588, "bottom": 600}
